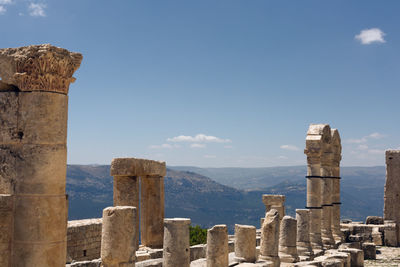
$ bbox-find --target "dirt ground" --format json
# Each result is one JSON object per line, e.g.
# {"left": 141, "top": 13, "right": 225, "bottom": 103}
{"left": 365, "top": 246, "right": 400, "bottom": 267}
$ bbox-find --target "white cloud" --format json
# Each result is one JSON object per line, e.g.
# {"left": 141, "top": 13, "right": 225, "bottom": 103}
{"left": 224, "top": 145, "right": 233, "bottom": 149}
{"left": 347, "top": 137, "right": 367, "bottom": 144}
{"left": 368, "top": 149, "right": 385, "bottom": 155}
{"left": 347, "top": 132, "right": 385, "bottom": 144}
{"left": 149, "top": 144, "right": 180, "bottom": 149}
{"left": 280, "top": 144, "right": 299, "bottom": 151}
{"left": 0, "top": 0, "right": 12, "bottom": 4}
{"left": 278, "top": 155, "right": 288, "bottom": 159}
{"left": 29, "top": 3, "right": 46, "bottom": 17}
{"left": 190, "top": 143, "right": 205, "bottom": 149}
{"left": 357, "top": 144, "right": 368, "bottom": 150}
{"left": 204, "top": 155, "right": 216, "bottom": 159}
{"left": 368, "top": 132, "right": 385, "bottom": 139}
{"left": 167, "top": 134, "right": 231, "bottom": 143}
{"left": 355, "top": 28, "right": 386, "bottom": 45}
{"left": 0, "top": 5, "right": 5, "bottom": 14}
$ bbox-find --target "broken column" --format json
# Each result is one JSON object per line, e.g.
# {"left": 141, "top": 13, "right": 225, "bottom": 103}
{"left": 279, "top": 215, "right": 299, "bottom": 263}
{"left": 304, "top": 124, "right": 329, "bottom": 254}
{"left": 331, "top": 129, "right": 343, "bottom": 244}
{"left": 110, "top": 158, "right": 166, "bottom": 249}
{"left": 296, "top": 209, "right": 314, "bottom": 259}
{"left": 101, "top": 206, "right": 137, "bottom": 267}
{"left": 163, "top": 218, "right": 191, "bottom": 267}
{"left": 262, "top": 194, "right": 285, "bottom": 222}
{"left": 0, "top": 44, "right": 82, "bottom": 266}
{"left": 320, "top": 128, "right": 335, "bottom": 249}
{"left": 234, "top": 224, "right": 256, "bottom": 263}
{"left": 384, "top": 150, "right": 400, "bottom": 246}
{"left": 259, "top": 209, "right": 280, "bottom": 267}
{"left": 206, "top": 224, "right": 228, "bottom": 267}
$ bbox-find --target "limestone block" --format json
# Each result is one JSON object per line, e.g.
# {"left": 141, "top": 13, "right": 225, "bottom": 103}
{"left": 338, "top": 248, "right": 363, "bottom": 267}
{"left": 259, "top": 209, "right": 280, "bottom": 267}
{"left": 324, "top": 251, "right": 351, "bottom": 267}
{"left": 296, "top": 209, "right": 313, "bottom": 258}
{"left": 279, "top": 216, "right": 299, "bottom": 263}
{"left": 365, "top": 216, "right": 384, "bottom": 225}
{"left": 163, "top": 218, "right": 191, "bottom": 267}
{"left": 12, "top": 241, "right": 67, "bottom": 267}
{"left": 361, "top": 243, "right": 375, "bottom": 260}
{"left": 228, "top": 240, "right": 235, "bottom": 253}
{"left": 0, "top": 44, "right": 82, "bottom": 94}
{"left": 371, "top": 228, "right": 382, "bottom": 246}
{"left": 136, "top": 250, "right": 151, "bottom": 262}
{"left": 0, "top": 194, "right": 13, "bottom": 267}
{"left": 110, "top": 158, "right": 166, "bottom": 177}
{"left": 320, "top": 259, "right": 343, "bottom": 267}
{"left": 13, "top": 194, "right": 67, "bottom": 242}
{"left": 135, "top": 258, "right": 163, "bottom": 267}
{"left": 0, "top": 91, "right": 19, "bottom": 144}
{"left": 101, "top": 206, "right": 137, "bottom": 267}
{"left": 190, "top": 244, "right": 206, "bottom": 262}
{"left": 207, "top": 224, "right": 228, "bottom": 267}
{"left": 234, "top": 224, "right": 256, "bottom": 263}
{"left": 262, "top": 195, "right": 285, "bottom": 221}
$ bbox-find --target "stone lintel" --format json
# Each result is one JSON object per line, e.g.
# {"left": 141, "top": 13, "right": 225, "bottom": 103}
{"left": 386, "top": 150, "right": 400, "bottom": 159}
{"left": 110, "top": 157, "right": 166, "bottom": 177}
{"left": 0, "top": 44, "right": 82, "bottom": 94}
{"left": 262, "top": 194, "right": 285, "bottom": 205}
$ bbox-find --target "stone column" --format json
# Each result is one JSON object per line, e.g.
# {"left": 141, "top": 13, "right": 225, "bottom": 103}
{"left": 0, "top": 44, "right": 82, "bottom": 266}
{"left": 259, "top": 209, "right": 280, "bottom": 267}
{"left": 296, "top": 209, "right": 314, "bottom": 259}
{"left": 206, "top": 224, "right": 228, "bottom": 267}
{"left": 320, "top": 130, "right": 335, "bottom": 249}
{"left": 110, "top": 158, "right": 166, "bottom": 249}
{"left": 331, "top": 129, "right": 344, "bottom": 244}
{"left": 101, "top": 206, "right": 137, "bottom": 267}
{"left": 0, "top": 194, "right": 13, "bottom": 267}
{"left": 163, "top": 218, "right": 191, "bottom": 267}
{"left": 234, "top": 224, "right": 256, "bottom": 263}
{"left": 262, "top": 194, "right": 285, "bottom": 222}
{"left": 279, "top": 216, "right": 299, "bottom": 263}
{"left": 304, "top": 124, "right": 329, "bottom": 255}
{"left": 384, "top": 150, "right": 400, "bottom": 246}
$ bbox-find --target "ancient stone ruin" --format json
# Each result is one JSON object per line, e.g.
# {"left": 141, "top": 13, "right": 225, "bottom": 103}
{"left": 0, "top": 45, "right": 399, "bottom": 267}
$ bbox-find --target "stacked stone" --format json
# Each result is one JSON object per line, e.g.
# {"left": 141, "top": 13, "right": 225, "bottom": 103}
{"left": 101, "top": 206, "right": 137, "bottom": 267}
{"left": 331, "top": 129, "right": 343, "bottom": 244}
{"left": 0, "top": 44, "right": 82, "bottom": 266}
{"left": 279, "top": 215, "right": 299, "bottom": 263}
{"left": 206, "top": 224, "right": 228, "bottom": 267}
{"left": 304, "top": 124, "right": 329, "bottom": 254}
{"left": 384, "top": 150, "right": 400, "bottom": 246}
{"left": 163, "top": 218, "right": 191, "bottom": 267}
{"left": 296, "top": 209, "right": 314, "bottom": 260}
{"left": 0, "top": 194, "right": 13, "bottom": 266}
{"left": 110, "top": 158, "right": 166, "bottom": 249}
{"left": 320, "top": 127, "right": 335, "bottom": 249}
{"left": 234, "top": 224, "right": 256, "bottom": 263}
{"left": 262, "top": 194, "right": 285, "bottom": 222}
{"left": 259, "top": 209, "right": 280, "bottom": 267}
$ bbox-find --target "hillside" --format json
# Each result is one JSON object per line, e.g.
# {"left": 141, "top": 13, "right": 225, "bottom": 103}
{"left": 66, "top": 165, "right": 386, "bottom": 232}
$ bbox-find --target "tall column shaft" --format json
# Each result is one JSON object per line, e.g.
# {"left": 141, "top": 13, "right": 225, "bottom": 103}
{"left": 206, "top": 225, "right": 228, "bottom": 267}
{"left": 113, "top": 175, "right": 139, "bottom": 250}
{"left": 259, "top": 209, "right": 280, "bottom": 267}
{"left": 296, "top": 209, "right": 313, "bottom": 259}
{"left": 0, "top": 45, "right": 82, "bottom": 266}
{"left": 234, "top": 224, "right": 256, "bottom": 263}
{"left": 331, "top": 129, "right": 343, "bottom": 243}
{"left": 0, "top": 194, "right": 13, "bottom": 267}
{"left": 384, "top": 150, "right": 400, "bottom": 245}
{"left": 279, "top": 216, "right": 299, "bottom": 263}
{"left": 141, "top": 175, "right": 164, "bottom": 248}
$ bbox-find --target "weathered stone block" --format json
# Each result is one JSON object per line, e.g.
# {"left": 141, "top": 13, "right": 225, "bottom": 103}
{"left": 362, "top": 242, "right": 376, "bottom": 260}
{"left": 365, "top": 216, "right": 384, "bottom": 225}
{"left": 110, "top": 158, "right": 166, "bottom": 177}
{"left": 12, "top": 241, "right": 67, "bottom": 267}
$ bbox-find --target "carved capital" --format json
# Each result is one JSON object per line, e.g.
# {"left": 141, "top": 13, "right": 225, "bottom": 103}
{"left": 0, "top": 44, "right": 82, "bottom": 94}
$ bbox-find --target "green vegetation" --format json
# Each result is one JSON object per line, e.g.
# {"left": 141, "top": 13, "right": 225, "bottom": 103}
{"left": 189, "top": 225, "right": 207, "bottom": 246}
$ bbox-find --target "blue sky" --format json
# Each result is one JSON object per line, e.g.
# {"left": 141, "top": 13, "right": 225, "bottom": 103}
{"left": 1, "top": 1, "right": 399, "bottom": 167}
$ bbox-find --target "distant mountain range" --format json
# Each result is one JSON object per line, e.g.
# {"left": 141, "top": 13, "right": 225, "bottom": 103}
{"left": 67, "top": 165, "right": 386, "bottom": 233}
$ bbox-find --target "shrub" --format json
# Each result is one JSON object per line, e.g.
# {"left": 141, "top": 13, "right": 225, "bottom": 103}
{"left": 189, "top": 225, "right": 207, "bottom": 246}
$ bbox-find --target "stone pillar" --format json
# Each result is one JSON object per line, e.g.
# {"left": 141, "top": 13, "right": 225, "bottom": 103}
{"left": 279, "top": 216, "right": 299, "bottom": 263}
{"left": 296, "top": 209, "right": 314, "bottom": 259}
{"left": 163, "top": 218, "right": 191, "bottom": 267}
{"left": 259, "top": 209, "right": 280, "bottom": 267}
{"left": 384, "top": 150, "right": 400, "bottom": 246}
{"left": 0, "top": 44, "right": 82, "bottom": 266}
{"left": 262, "top": 194, "right": 285, "bottom": 222}
{"left": 0, "top": 194, "right": 13, "bottom": 267}
{"left": 206, "top": 224, "right": 228, "bottom": 267}
{"left": 331, "top": 129, "right": 344, "bottom": 244}
{"left": 234, "top": 224, "right": 256, "bottom": 263}
{"left": 110, "top": 158, "right": 166, "bottom": 249}
{"left": 304, "top": 124, "right": 329, "bottom": 254}
{"left": 320, "top": 129, "right": 335, "bottom": 249}
{"left": 101, "top": 206, "right": 137, "bottom": 267}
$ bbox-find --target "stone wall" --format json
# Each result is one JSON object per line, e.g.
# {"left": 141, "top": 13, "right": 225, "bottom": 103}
{"left": 67, "top": 219, "right": 102, "bottom": 262}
